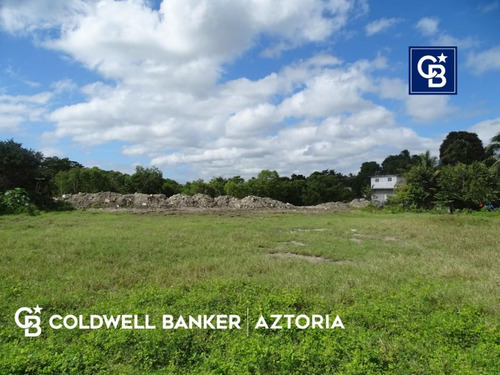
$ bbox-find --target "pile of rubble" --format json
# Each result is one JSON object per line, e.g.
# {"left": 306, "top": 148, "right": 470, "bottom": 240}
{"left": 58, "top": 192, "right": 371, "bottom": 211}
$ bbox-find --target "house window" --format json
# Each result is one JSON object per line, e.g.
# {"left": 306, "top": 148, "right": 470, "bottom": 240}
{"left": 375, "top": 178, "right": 379, "bottom": 182}
{"left": 388, "top": 177, "right": 392, "bottom": 181}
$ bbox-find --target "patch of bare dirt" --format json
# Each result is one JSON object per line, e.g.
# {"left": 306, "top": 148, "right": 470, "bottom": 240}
{"left": 278, "top": 241, "right": 306, "bottom": 247}
{"left": 268, "top": 252, "right": 351, "bottom": 264}
{"left": 288, "top": 228, "right": 328, "bottom": 233}
{"left": 352, "top": 233, "right": 401, "bottom": 241}
{"left": 268, "top": 252, "right": 331, "bottom": 263}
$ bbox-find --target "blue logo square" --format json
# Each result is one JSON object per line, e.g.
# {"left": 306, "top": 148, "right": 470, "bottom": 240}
{"left": 409, "top": 46, "right": 457, "bottom": 95}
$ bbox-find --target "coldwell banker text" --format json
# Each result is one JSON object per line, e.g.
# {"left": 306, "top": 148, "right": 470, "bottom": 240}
{"left": 15, "top": 307, "right": 344, "bottom": 337}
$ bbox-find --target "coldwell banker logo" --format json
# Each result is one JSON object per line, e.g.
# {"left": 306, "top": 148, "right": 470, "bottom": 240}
{"left": 14, "top": 306, "right": 344, "bottom": 337}
{"left": 15, "top": 306, "right": 42, "bottom": 337}
{"left": 409, "top": 46, "right": 457, "bottom": 94}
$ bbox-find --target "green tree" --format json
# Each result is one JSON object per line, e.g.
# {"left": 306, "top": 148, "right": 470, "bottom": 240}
{"left": 303, "top": 170, "right": 353, "bottom": 205}
{"left": 417, "top": 150, "right": 438, "bottom": 169}
{"left": 0, "top": 139, "right": 43, "bottom": 193}
{"left": 107, "top": 170, "right": 133, "bottom": 194}
{"left": 131, "top": 166, "right": 163, "bottom": 194}
{"left": 182, "top": 179, "right": 215, "bottom": 196}
{"left": 224, "top": 176, "right": 249, "bottom": 198}
{"left": 208, "top": 177, "right": 227, "bottom": 197}
{"left": 54, "top": 168, "right": 84, "bottom": 194}
{"left": 436, "top": 162, "right": 497, "bottom": 209}
{"left": 439, "top": 131, "right": 485, "bottom": 165}
{"left": 353, "top": 161, "right": 382, "bottom": 197}
{"left": 277, "top": 177, "right": 307, "bottom": 205}
{"left": 393, "top": 165, "right": 438, "bottom": 209}
{"left": 246, "top": 170, "right": 281, "bottom": 198}
{"left": 484, "top": 132, "right": 500, "bottom": 177}
{"left": 40, "top": 156, "right": 83, "bottom": 195}
{"left": 485, "top": 131, "right": 500, "bottom": 156}
{"left": 381, "top": 150, "right": 417, "bottom": 175}
{"left": 162, "top": 178, "right": 182, "bottom": 197}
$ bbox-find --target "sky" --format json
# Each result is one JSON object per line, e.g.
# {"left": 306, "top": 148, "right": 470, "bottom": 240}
{"left": 1, "top": 0, "right": 499, "bottom": 182}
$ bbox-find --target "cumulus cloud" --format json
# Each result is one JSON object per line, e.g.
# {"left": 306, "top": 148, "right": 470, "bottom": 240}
{"left": 414, "top": 16, "right": 477, "bottom": 49}
{"left": 0, "top": 0, "right": 92, "bottom": 34}
{"left": 50, "top": 79, "right": 78, "bottom": 94}
{"left": 1, "top": 0, "right": 435, "bottom": 179}
{"left": 415, "top": 17, "right": 439, "bottom": 36}
{"left": 466, "top": 46, "right": 500, "bottom": 75}
{"left": 433, "top": 33, "right": 478, "bottom": 49}
{"left": 405, "top": 95, "right": 455, "bottom": 123}
{"left": 365, "top": 17, "right": 402, "bottom": 36}
{"left": 468, "top": 117, "right": 500, "bottom": 145}
{"left": 0, "top": 92, "right": 52, "bottom": 131}
{"left": 375, "top": 78, "right": 406, "bottom": 100}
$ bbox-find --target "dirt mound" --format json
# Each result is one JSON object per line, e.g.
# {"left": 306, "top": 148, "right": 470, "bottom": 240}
{"left": 214, "top": 195, "right": 239, "bottom": 208}
{"left": 60, "top": 192, "right": 170, "bottom": 209}
{"left": 60, "top": 192, "right": 294, "bottom": 210}
{"left": 59, "top": 192, "right": 371, "bottom": 212}
{"left": 239, "top": 195, "right": 292, "bottom": 209}
{"left": 347, "top": 198, "right": 371, "bottom": 208}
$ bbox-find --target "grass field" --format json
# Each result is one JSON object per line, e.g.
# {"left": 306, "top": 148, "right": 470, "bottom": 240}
{"left": 1, "top": 210, "right": 499, "bottom": 374}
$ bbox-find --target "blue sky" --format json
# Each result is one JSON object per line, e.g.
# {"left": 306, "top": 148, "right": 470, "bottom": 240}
{"left": 1, "top": 0, "right": 499, "bottom": 182}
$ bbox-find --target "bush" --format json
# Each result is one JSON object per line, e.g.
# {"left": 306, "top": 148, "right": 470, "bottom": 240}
{"left": 0, "top": 188, "right": 37, "bottom": 215}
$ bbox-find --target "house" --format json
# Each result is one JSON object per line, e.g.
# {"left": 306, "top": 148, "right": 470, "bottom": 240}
{"left": 370, "top": 175, "right": 405, "bottom": 203}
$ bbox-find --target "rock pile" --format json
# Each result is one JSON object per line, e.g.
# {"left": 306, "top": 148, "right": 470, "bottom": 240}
{"left": 58, "top": 192, "right": 371, "bottom": 211}
{"left": 347, "top": 198, "right": 370, "bottom": 208}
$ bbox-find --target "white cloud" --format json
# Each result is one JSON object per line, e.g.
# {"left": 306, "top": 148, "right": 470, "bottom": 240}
{"left": 466, "top": 46, "right": 500, "bottom": 75}
{"left": 468, "top": 117, "right": 500, "bottom": 145}
{"left": 415, "top": 17, "right": 439, "bottom": 36}
{"left": 1, "top": 0, "right": 435, "bottom": 179}
{"left": 415, "top": 16, "right": 477, "bottom": 49}
{"left": 0, "top": 0, "right": 92, "bottom": 34}
{"left": 40, "top": 147, "right": 64, "bottom": 157}
{"left": 0, "top": 92, "right": 52, "bottom": 131}
{"left": 50, "top": 79, "right": 78, "bottom": 94}
{"left": 365, "top": 17, "right": 402, "bottom": 36}
{"left": 433, "top": 33, "right": 478, "bottom": 49}
{"left": 375, "top": 78, "right": 406, "bottom": 100}
{"left": 406, "top": 95, "right": 455, "bottom": 123}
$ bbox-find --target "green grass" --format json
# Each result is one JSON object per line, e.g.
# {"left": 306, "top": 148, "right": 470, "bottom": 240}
{"left": 1, "top": 210, "right": 499, "bottom": 374}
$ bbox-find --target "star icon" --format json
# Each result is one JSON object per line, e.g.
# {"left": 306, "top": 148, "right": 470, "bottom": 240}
{"left": 33, "top": 305, "right": 42, "bottom": 314}
{"left": 437, "top": 53, "right": 447, "bottom": 63}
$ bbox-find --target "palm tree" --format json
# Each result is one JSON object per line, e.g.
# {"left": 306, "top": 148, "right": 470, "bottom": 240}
{"left": 418, "top": 150, "right": 438, "bottom": 169}
{"left": 485, "top": 132, "right": 500, "bottom": 177}
{"left": 486, "top": 132, "right": 500, "bottom": 155}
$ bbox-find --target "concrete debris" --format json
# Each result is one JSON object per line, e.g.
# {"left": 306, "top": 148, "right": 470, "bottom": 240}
{"left": 57, "top": 192, "right": 372, "bottom": 212}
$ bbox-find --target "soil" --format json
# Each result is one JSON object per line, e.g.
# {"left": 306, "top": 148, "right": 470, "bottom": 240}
{"left": 57, "top": 192, "right": 371, "bottom": 213}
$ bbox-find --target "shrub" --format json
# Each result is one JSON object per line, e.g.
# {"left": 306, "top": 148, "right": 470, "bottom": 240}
{"left": 0, "top": 188, "right": 37, "bottom": 215}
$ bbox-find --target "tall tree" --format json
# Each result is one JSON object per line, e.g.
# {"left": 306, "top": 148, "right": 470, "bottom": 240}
{"left": 162, "top": 178, "right": 182, "bottom": 197}
{"left": 417, "top": 151, "right": 438, "bottom": 169}
{"left": 436, "top": 162, "right": 496, "bottom": 209}
{"left": 224, "top": 176, "right": 248, "bottom": 198}
{"left": 40, "top": 156, "right": 84, "bottom": 195}
{"left": 0, "top": 139, "right": 43, "bottom": 192}
{"left": 381, "top": 150, "right": 417, "bottom": 175}
{"left": 485, "top": 131, "right": 500, "bottom": 177}
{"left": 439, "top": 131, "right": 485, "bottom": 165}
{"left": 485, "top": 131, "right": 500, "bottom": 155}
{"left": 353, "top": 161, "right": 382, "bottom": 197}
{"left": 131, "top": 166, "right": 164, "bottom": 194}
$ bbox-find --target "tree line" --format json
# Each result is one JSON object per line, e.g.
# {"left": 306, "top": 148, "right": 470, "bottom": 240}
{"left": 1, "top": 130, "right": 499, "bottom": 212}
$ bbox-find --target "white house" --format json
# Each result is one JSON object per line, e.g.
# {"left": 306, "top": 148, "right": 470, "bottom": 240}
{"left": 370, "top": 175, "right": 405, "bottom": 203}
